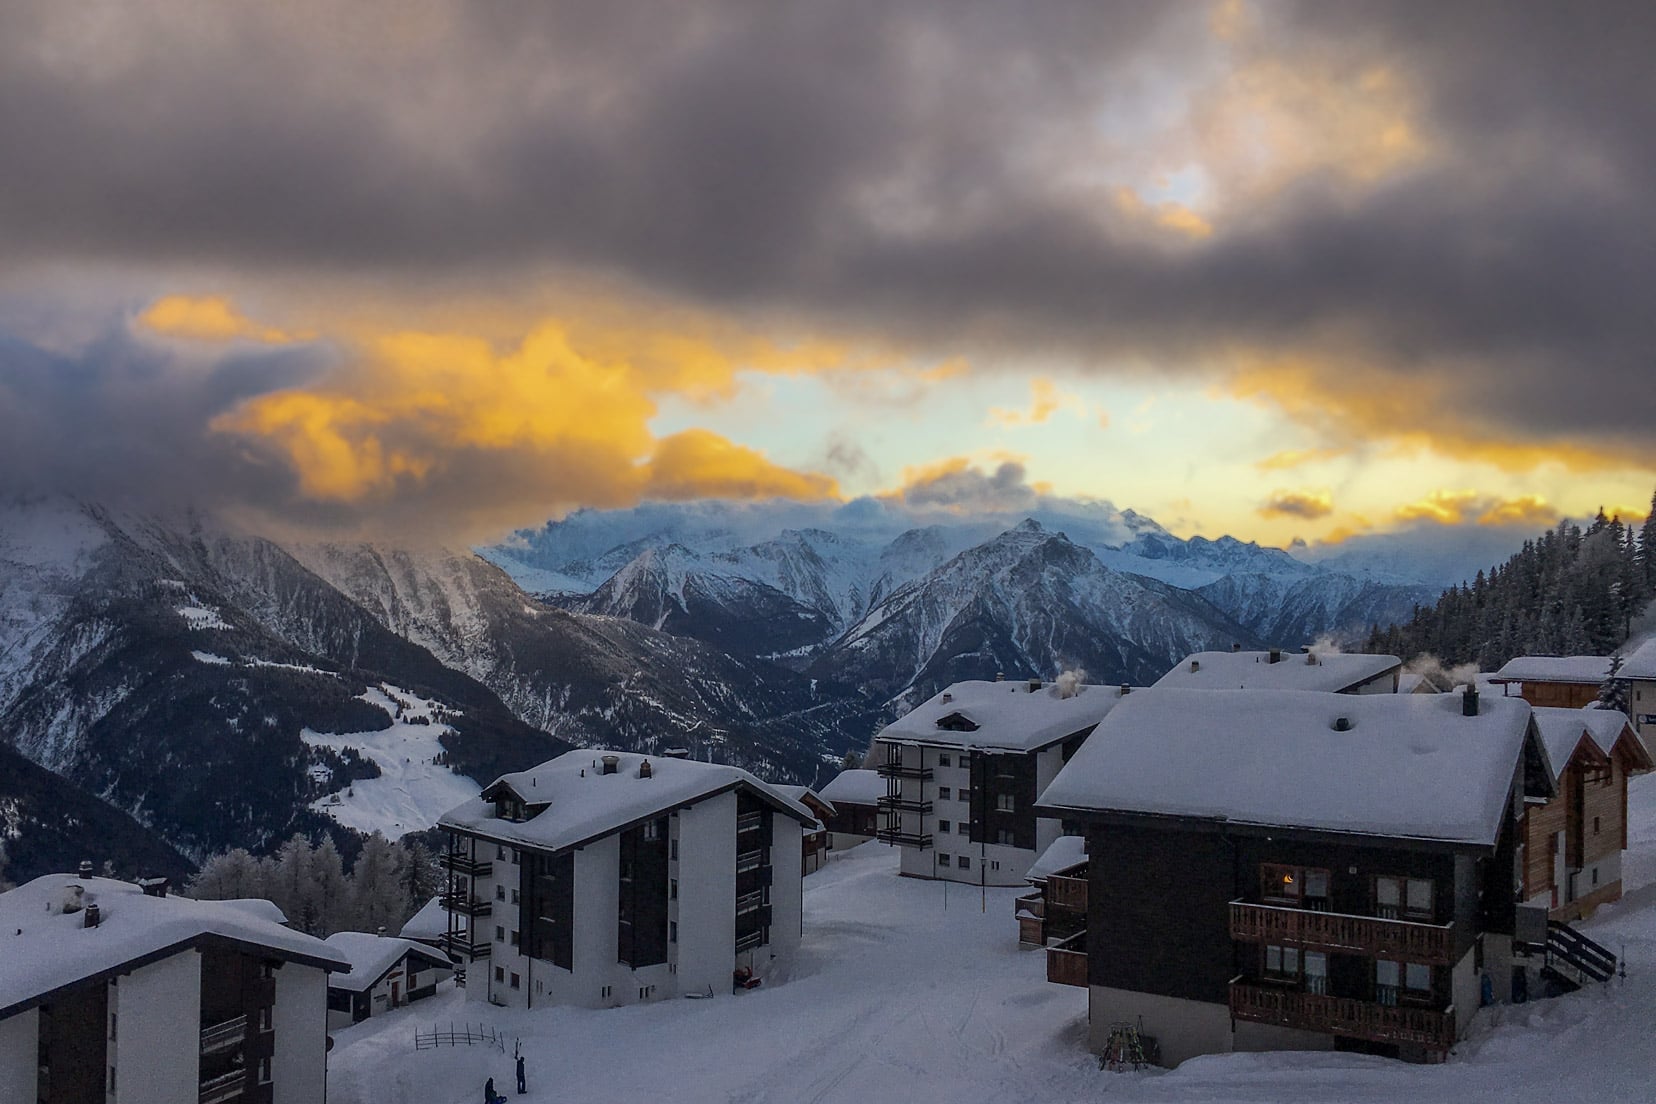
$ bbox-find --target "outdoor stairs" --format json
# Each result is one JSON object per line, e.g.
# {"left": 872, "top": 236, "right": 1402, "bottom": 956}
{"left": 1539, "top": 920, "right": 1618, "bottom": 993}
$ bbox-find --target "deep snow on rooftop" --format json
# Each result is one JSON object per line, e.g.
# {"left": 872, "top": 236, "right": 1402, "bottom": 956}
{"left": 1153, "top": 649, "right": 1400, "bottom": 693}
{"left": 324, "top": 931, "right": 450, "bottom": 993}
{"left": 878, "top": 679, "right": 1131, "bottom": 753}
{"left": 818, "top": 768, "right": 883, "bottom": 806}
{"left": 1492, "top": 655, "right": 1614, "bottom": 685}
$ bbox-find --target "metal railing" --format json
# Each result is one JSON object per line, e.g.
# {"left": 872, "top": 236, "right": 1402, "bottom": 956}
{"left": 736, "top": 849, "right": 766, "bottom": 873}
{"left": 876, "top": 795, "right": 933, "bottom": 814}
{"left": 735, "top": 928, "right": 765, "bottom": 952}
{"left": 1229, "top": 900, "right": 1455, "bottom": 965}
{"left": 199, "top": 1014, "right": 247, "bottom": 1055}
{"left": 439, "top": 892, "right": 493, "bottom": 917}
{"left": 737, "top": 811, "right": 764, "bottom": 833}
{"left": 439, "top": 852, "right": 493, "bottom": 877}
{"left": 874, "top": 827, "right": 931, "bottom": 848}
{"left": 199, "top": 1068, "right": 246, "bottom": 1104}
{"left": 876, "top": 763, "right": 932, "bottom": 780}
{"left": 736, "top": 889, "right": 765, "bottom": 915}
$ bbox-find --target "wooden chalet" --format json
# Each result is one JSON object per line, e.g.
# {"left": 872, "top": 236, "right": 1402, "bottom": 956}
{"left": 1036, "top": 686, "right": 1567, "bottom": 1067}
{"left": 1490, "top": 655, "right": 1613, "bottom": 710}
{"left": 1524, "top": 708, "right": 1653, "bottom": 920}
{"left": 818, "top": 769, "right": 882, "bottom": 849}
{"left": 1015, "top": 835, "right": 1087, "bottom": 959}
{"left": 773, "top": 784, "right": 837, "bottom": 874}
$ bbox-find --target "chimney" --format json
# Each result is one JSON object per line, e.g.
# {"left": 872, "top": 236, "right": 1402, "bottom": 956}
{"left": 377, "top": 926, "right": 386, "bottom": 937}
{"left": 995, "top": 672, "right": 1005, "bottom": 682}
{"left": 138, "top": 877, "right": 169, "bottom": 899}
{"left": 1028, "top": 677, "right": 1042, "bottom": 692}
{"left": 1231, "top": 643, "right": 1242, "bottom": 653}
{"left": 638, "top": 759, "right": 653, "bottom": 779}
{"left": 1306, "top": 652, "right": 1318, "bottom": 665}
{"left": 78, "top": 860, "right": 93, "bottom": 879}
{"left": 601, "top": 754, "right": 620, "bottom": 775}
{"left": 1189, "top": 660, "right": 1200, "bottom": 673}
{"left": 1462, "top": 685, "right": 1480, "bottom": 717}
{"left": 941, "top": 692, "right": 952, "bottom": 704}
{"left": 1268, "top": 649, "right": 1282, "bottom": 664}
{"left": 1120, "top": 683, "right": 1132, "bottom": 696}
{"left": 83, "top": 903, "right": 101, "bottom": 929}
{"left": 664, "top": 747, "right": 690, "bottom": 759}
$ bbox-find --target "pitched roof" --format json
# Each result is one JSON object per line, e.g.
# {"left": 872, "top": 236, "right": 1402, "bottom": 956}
{"left": 1153, "top": 650, "right": 1401, "bottom": 693}
{"left": 818, "top": 769, "right": 883, "bottom": 807}
{"left": 877, "top": 680, "right": 1131, "bottom": 753}
{"left": 398, "top": 896, "right": 448, "bottom": 943}
{"left": 323, "top": 931, "right": 451, "bottom": 993}
{"left": 1532, "top": 707, "right": 1608, "bottom": 772}
{"left": 1491, "top": 655, "right": 1613, "bottom": 685}
{"left": 1037, "top": 688, "right": 1539, "bottom": 846}
{"left": 0, "top": 875, "right": 348, "bottom": 1020}
{"left": 1617, "top": 638, "right": 1656, "bottom": 680}
{"left": 1026, "top": 835, "right": 1087, "bottom": 883}
{"left": 439, "top": 749, "right": 814, "bottom": 853}
{"left": 771, "top": 784, "right": 835, "bottom": 822}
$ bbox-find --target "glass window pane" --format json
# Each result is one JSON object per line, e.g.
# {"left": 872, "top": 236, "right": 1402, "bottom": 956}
{"left": 1407, "top": 879, "right": 1433, "bottom": 911}
{"left": 1376, "top": 959, "right": 1400, "bottom": 986}
{"left": 1284, "top": 948, "right": 1299, "bottom": 973}
{"left": 1406, "top": 963, "right": 1431, "bottom": 991}
{"left": 1304, "top": 870, "right": 1329, "bottom": 897}
{"left": 1266, "top": 946, "right": 1282, "bottom": 971}
{"left": 1377, "top": 878, "right": 1401, "bottom": 905}
{"left": 1305, "top": 952, "right": 1327, "bottom": 977}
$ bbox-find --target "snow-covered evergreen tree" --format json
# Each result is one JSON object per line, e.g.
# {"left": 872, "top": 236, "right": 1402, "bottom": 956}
{"left": 311, "top": 837, "right": 350, "bottom": 935}
{"left": 187, "top": 847, "right": 268, "bottom": 901}
{"left": 349, "top": 832, "right": 407, "bottom": 933}
{"left": 1600, "top": 654, "right": 1630, "bottom": 713}
{"left": 267, "top": 834, "right": 324, "bottom": 934}
{"left": 399, "top": 839, "right": 441, "bottom": 913}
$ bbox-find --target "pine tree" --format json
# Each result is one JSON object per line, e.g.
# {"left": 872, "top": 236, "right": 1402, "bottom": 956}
{"left": 187, "top": 848, "right": 267, "bottom": 900}
{"left": 1600, "top": 654, "right": 1629, "bottom": 713}
{"left": 311, "top": 837, "right": 350, "bottom": 936}
{"left": 267, "top": 834, "right": 323, "bottom": 934}
{"left": 399, "top": 839, "right": 441, "bottom": 914}
{"left": 349, "top": 832, "right": 407, "bottom": 934}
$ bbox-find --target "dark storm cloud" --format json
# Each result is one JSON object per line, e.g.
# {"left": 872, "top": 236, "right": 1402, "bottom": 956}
{"left": 2, "top": 1, "right": 1654, "bottom": 449}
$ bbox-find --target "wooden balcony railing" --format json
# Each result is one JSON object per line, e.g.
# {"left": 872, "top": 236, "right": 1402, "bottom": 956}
{"left": 875, "top": 827, "right": 932, "bottom": 848}
{"left": 876, "top": 795, "right": 933, "bottom": 814}
{"left": 439, "top": 852, "right": 493, "bottom": 877}
{"left": 1046, "top": 874, "right": 1087, "bottom": 913}
{"left": 737, "top": 811, "right": 764, "bottom": 834}
{"left": 440, "top": 892, "right": 493, "bottom": 917}
{"left": 1015, "top": 892, "right": 1044, "bottom": 919}
{"left": 1046, "top": 930, "right": 1088, "bottom": 987}
{"left": 438, "top": 931, "right": 493, "bottom": 960}
{"left": 1228, "top": 981, "right": 1454, "bottom": 1049}
{"left": 1229, "top": 901, "right": 1455, "bottom": 965}
{"left": 876, "top": 763, "right": 932, "bottom": 780}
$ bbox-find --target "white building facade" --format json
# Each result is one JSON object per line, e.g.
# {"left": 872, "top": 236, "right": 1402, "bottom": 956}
{"left": 0, "top": 875, "right": 345, "bottom": 1104}
{"left": 873, "top": 679, "right": 1131, "bottom": 886}
{"left": 437, "top": 750, "right": 811, "bottom": 1010}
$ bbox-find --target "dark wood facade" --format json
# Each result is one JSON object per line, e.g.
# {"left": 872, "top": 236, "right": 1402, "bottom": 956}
{"left": 617, "top": 817, "right": 671, "bottom": 968}
{"left": 199, "top": 945, "right": 277, "bottom": 1104}
{"left": 524, "top": 850, "right": 574, "bottom": 970}
{"left": 735, "top": 794, "right": 774, "bottom": 954}
{"left": 968, "top": 752, "right": 1037, "bottom": 850}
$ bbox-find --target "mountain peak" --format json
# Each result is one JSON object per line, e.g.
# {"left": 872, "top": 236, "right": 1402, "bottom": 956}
{"left": 1012, "top": 518, "right": 1045, "bottom": 534}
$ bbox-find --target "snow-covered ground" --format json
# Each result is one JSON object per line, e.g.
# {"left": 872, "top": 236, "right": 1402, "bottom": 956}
{"left": 302, "top": 684, "right": 479, "bottom": 839}
{"left": 328, "top": 774, "right": 1656, "bottom": 1104}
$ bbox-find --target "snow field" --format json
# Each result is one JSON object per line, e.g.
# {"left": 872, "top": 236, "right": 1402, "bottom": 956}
{"left": 302, "top": 683, "right": 477, "bottom": 839}
{"left": 176, "top": 604, "right": 230, "bottom": 630}
{"left": 330, "top": 772, "right": 1656, "bottom": 1104}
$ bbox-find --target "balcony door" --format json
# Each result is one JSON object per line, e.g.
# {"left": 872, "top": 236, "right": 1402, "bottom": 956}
{"left": 1261, "top": 864, "right": 1330, "bottom": 911}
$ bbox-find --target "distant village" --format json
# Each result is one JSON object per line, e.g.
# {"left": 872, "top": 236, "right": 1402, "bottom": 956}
{"left": 4, "top": 640, "right": 1654, "bottom": 1098}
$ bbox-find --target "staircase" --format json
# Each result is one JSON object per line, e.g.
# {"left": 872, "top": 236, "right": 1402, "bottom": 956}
{"left": 1540, "top": 920, "right": 1617, "bottom": 993}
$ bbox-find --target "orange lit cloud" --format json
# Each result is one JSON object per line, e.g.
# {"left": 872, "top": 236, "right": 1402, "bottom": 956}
{"left": 210, "top": 317, "right": 838, "bottom": 535}
{"left": 988, "top": 377, "right": 1091, "bottom": 428}
{"left": 1259, "top": 487, "right": 1334, "bottom": 520}
{"left": 1394, "top": 489, "right": 1563, "bottom": 529}
{"left": 1255, "top": 447, "right": 1348, "bottom": 471}
{"left": 139, "top": 295, "right": 307, "bottom": 344}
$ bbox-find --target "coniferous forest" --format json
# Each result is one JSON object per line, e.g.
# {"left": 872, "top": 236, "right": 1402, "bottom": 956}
{"left": 1365, "top": 490, "right": 1656, "bottom": 670}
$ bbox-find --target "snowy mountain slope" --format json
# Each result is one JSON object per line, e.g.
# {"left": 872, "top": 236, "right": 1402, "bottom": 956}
{"left": 809, "top": 520, "right": 1263, "bottom": 706}
{"left": 1197, "top": 572, "right": 1437, "bottom": 648}
{"left": 287, "top": 541, "right": 882, "bottom": 783}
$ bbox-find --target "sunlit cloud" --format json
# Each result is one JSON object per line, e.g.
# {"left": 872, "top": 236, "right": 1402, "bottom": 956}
{"left": 987, "top": 377, "right": 1091, "bottom": 428}
{"left": 1259, "top": 487, "right": 1334, "bottom": 520}
{"left": 1255, "top": 447, "right": 1348, "bottom": 471}
{"left": 138, "top": 295, "right": 308, "bottom": 344}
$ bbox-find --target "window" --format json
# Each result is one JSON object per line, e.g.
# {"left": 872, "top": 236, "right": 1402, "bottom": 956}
{"left": 108, "top": 1066, "right": 115, "bottom": 1093}
{"left": 1263, "top": 944, "right": 1300, "bottom": 980}
{"left": 996, "top": 794, "right": 1015, "bottom": 813}
{"left": 108, "top": 1012, "right": 116, "bottom": 1041}
{"left": 938, "top": 754, "right": 951, "bottom": 767}
{"left": 495, "top": 967, "right": 505, "bottom": 983}
{"left": 495, "top": 925, "right": 505, "bottom": 942}
{"left": 1594, "top": 815, "right": 1602, "bottom": 835}
{"left": 512, "top": 848, "right": 520, "bottom": 864}
{"left": 259, "top": 1006, "right": 271, "bottom": 1032}
{"left": 496, "top": 884, "right": 506, "bottom": 901}
{"left": 600, "top": 985, "right": 612, "bottom": 999}
{"left": 510, "top": 973, "right": 521, "bottom": 989}
{"left": 671, "top": 839, "right": 679, "bottom": 861}
{"left": 670, "top": 878, "right": 678, "bottom": 900}
{"left": 959, "top": 788, "right": 971, "bottom": 803}
{"left": 511, "top": 930, "right": 521, "bottom": 947}
{"left": 1376, "top": 960, "right": 1431, "bottom": 1004}
{"left": 644, "top": 819, "right": 662, "bottom": 841}
{"left": 497, "top": 845, "right": 507, "bottom": 860}
{"left": 938, "top": 820, "right": 950, "bottom": 834}
{"left": 990, "top": 861, "right": 1000, "bottom": 872}
{"left": 261, "top": 961, "right": 276, "bottom": 979}
{"left": 1260, "top": 864, "right": 1329, "bottom": 910}
{"left": 958, "top": 856, "right": 971, "bottom": 871}
{"left": 938, "top": 786, "right": 952, "bottom": 800}
{"left": 511, "top": 889, "right": 520, "bottom": 905}
{"left": 1305, "top": 951, "right": 1328, "bottom": 994}
{"left": 258, "top": 1057, "right": 271, "bottom": 1085}
{"left": 670, "top": 921, "right": 678, "bottom": 943}
{"left": 1376, "top": 876, "right": 1434, "bottom": 921}
{"left": 938, "top": 853, "right": 951, "bottom": 867}
{"left": 997, "top": 829, "right": 1015, "bottom": 846}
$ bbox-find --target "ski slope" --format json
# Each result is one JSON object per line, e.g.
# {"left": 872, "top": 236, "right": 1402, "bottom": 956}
{"left": 302, "top": 684, "right": 479, "bottom": 839}
{"left": 327, "top": 770, "right": 1656, "bottom": 1103}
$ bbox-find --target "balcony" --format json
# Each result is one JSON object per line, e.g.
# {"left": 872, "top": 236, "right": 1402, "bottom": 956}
{"left": 737, "top": 811, "right": 764, "bottom": 834}
{"left": 1229, "top": 901, "right": 1455, "bottom": 966}
{"left": 1046, "top": 930, "right": 1088, "bottom": 987}
{"left": 876, "top": 795, "right": 933, "bottom": 814}
{"left": 876, "top": 762, "right": 932, "bottom": 780}
{"left": 736, "top": 849, "right": 767, "bottom": 873}
{"left": 439, "top": 852, "right": 493, "bottom": 878}
{"left": 440, "top": 892, "right": 493, "bottom": 917}
{"left": 199, "top": 1068, "right": 246, "bottom": 1104}
{"left": 1046, "top": 874, "right": 1087, "bottom": 913}
{"left": 438, "top": 931, "right": 493, "bottom": 960}
{"left": 875, "top": 827, "right": 932, "bottom": 848}
{"left": 735, "top": 928, "right": 765, "bottom": 953}
{"left": 199, "top": 1014, "right": 247, "bottom": 1056}
{"left": 1228, "top": 981, "right": 1455, "bottom": 1050}
{"left": 736, "top": 889, "right": 766, "bottom": 916}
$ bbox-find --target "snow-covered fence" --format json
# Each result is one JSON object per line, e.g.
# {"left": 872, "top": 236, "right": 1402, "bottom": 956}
{"left": 413, "top": 1022, "right": 509, "bottom": 1053}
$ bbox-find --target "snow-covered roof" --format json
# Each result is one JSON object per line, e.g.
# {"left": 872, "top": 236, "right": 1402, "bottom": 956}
{"left": 0, "top": 875, "right": 348, "bottom": 1019}
{"left": 398, "top": 896, "right": 448, "bottom": 943}
{"left": 1397, "top": 672, "right": 1434, "bottom": 694}
{"left": 324, "top": 932, "right": 451, "bottom": 993}
{"left": 771, "top": 783, "right": 835, "bottom": 817}
{"left": 1026, "top": 836, "right": 1087, "bottom": 883}
{"left": 1037, "top": 689, "right": 1538, "bottom": 846}
{"left": 818, "top": 769, "right": 883, "bottom": 807}
{"left": 877, "top": 680, "right": 1132, "bottom": 754}
{"left": 439, "top": 750, "right": 814, "bottom": 853}
{"left": 1617, "top": 639, "right": 1656, "bottom": 680}
{"left": 1153, "top": 650, "right": 1400, "bottom": 693}
{"left": 1532, "top": 708, "right": 1604, "bottom": 771}
{"left": 1491, "top": 655, "right": 1612, "bottom": 685}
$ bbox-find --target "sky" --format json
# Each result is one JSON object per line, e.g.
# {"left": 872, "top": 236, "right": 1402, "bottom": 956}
{"left": 1, "top": 0, "right": 1653, "bottom": 549}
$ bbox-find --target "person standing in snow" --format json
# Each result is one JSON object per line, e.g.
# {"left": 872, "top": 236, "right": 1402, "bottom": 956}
{"left": 517, "top": 1054, "right": 527, "bottom": 1094}
{"left": 485, "top": 1076, "right": 501, "bottom": 1104}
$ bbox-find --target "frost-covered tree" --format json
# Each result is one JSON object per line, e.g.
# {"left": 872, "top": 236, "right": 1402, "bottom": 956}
{"left": 188, "top": 847, "right": 268, "bottom": 901}
{"left": 267, "top": 834, "right": 324, "bottom": 934}
{"left": 399, "top": 839, "right": 441, "bottom": 913}
{"left": 349, "top": 832, "right": 407, "bottom": 933}
{"left": 311, "top": 837, "right": 350, "bottom": 936}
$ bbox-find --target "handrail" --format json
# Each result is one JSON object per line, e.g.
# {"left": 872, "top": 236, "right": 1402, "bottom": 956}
{"left": 199, "top": 1013, "right": 248, "bottom": 1053}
